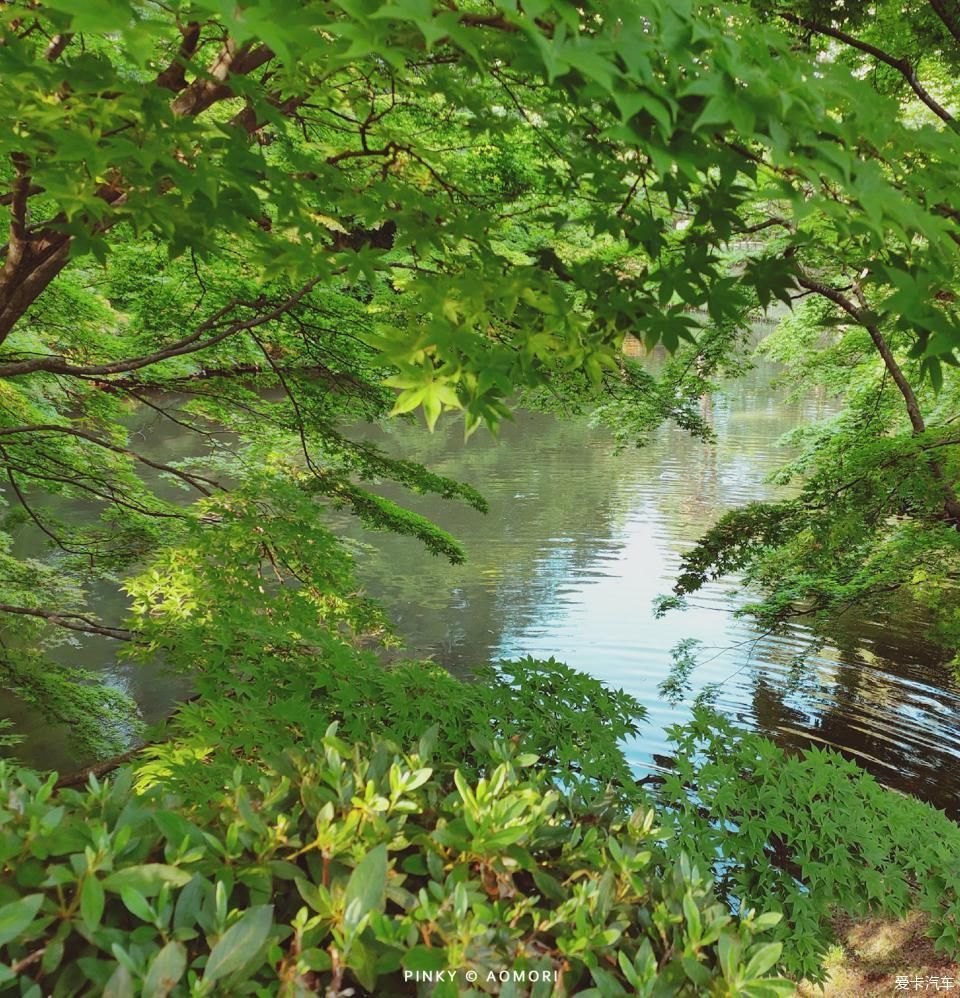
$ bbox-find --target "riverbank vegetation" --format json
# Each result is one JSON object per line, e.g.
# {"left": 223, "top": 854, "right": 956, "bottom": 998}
{"left": 4, "top": 654, "right": 960, "bottom": 993}
{"left": 2, "top": 0, "right": 960, "bottom": 992}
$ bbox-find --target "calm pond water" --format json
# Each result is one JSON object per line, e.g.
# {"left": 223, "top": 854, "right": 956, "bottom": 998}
{"left": 5, "top": 352, "right": 960, "bottom": 815}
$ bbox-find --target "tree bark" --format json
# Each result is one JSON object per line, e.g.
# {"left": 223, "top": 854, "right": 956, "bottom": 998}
{"left": 929, "top": 0, "right": 960, "bottom": 46}
{"left": 797, "top": 272, "right": 960, "bottom": 524}
{"left": 776, "top": 11, "right": 956, "bottom": 126}
{"left": 0, "top": 36, "right": 277, "bottom": 345}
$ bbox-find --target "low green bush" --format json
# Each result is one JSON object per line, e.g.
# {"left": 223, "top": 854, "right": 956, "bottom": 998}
{"left": 4, "top": 650, "right": 960, "bottom": 992}
{"left": 0, "top": 727, "right": 791, "bottom": 996}
{"left": 656, "top": 709, "right": 960, "bottom": 981}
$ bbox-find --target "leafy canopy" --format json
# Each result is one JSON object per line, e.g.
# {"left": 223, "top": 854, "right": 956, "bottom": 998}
{"left": 3, "top": 0, "right": 960, "bottom": 723}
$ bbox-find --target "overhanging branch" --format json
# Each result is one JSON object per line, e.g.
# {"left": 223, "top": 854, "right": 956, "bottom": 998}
{"left": 0, "top": 424, "right": 223, "bottom": 495}
{"left": 0, "top": 604, "right": 132, "bottom": 640}
{"left": 777, "top": 11, "right": 955, "bottom": 126}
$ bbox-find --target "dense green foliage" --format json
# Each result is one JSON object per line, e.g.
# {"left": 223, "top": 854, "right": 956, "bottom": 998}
{"left": 660, "top": 0, "right": 960, "bottom": 662}
{"left": 657, "top": 710, "right": 960, "bottom": 981}
{"left": 137, "top": 652, "right": 647, "bottom": 803}
{"left": 3, "top": 0, "right": 960, "bottom": 720}
{"left": 0, "top": 724, "right": 794, "bottom": 997}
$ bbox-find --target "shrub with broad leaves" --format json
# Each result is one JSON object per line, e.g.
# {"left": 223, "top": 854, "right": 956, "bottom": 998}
{"left": 0, "top": 726, "right": 791, "bottom": 996}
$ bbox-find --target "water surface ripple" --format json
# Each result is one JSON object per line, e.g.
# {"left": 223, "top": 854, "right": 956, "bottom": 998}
{"left": 343, "top": 364, "right": 960, "bottom": 816}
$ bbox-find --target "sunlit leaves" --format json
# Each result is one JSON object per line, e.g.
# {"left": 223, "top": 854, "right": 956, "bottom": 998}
{"left": 3, "top": 0, "right": 959, "bottom": 440}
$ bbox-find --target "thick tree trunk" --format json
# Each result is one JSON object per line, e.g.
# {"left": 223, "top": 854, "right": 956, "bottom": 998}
{"left": 0, "top": 234, "right": 72, "bottom": 342}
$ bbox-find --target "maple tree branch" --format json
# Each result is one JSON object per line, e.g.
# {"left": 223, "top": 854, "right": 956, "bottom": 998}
{"left": 155, "top": 20, "right": 202, "bottom": 92}
{"left": 171, "top": 39, "right": 275, "bottom": 117}
{"left": 795, "top": 271, "right": 926, "bottom": 432}
{"left": 777, "top": 12, "right": 955, "bottom": 125}
{"left": 43, "top": 32, "right": 71, "bottom": 62}
{"left": 1, "top": 154, "right": 30, "bottom": 287}
{"left": 928, "top": 0, "right": 960, "bottom": 46}
{"left": 0, "top": 276, "right": 325, "bottom": 379}
{"left": 3, "top": 466, "right": 88, "bottom": 555}
{"left": 796, "top": 269, "right": 960, "bottom": 522}
{"left": 0, "top": 424, "right": 223, "bottom": 494}
{"left": 0, "top": 604, "right": 132, "bottom": 640}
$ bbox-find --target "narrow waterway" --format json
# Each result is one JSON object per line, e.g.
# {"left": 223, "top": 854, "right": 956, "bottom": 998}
{"left": 5, "top": 355, "right": 960, "bottom": 814}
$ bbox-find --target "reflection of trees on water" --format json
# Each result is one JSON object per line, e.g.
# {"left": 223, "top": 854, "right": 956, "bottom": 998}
{"left": 354, "top": 359, "right": 960, "bottom": 819}
{"left": 345, "top": 411, "right": 650, "bottom": 672}
{"left": 751, "top": 624, "right": 960, "bottom": 815}
{"left": 616, "top": 358, "right": 960, "bottom": 812}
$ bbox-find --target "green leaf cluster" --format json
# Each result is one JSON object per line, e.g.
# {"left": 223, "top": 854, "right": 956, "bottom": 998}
{"left": 0, "top": 724, "right": 792, "bottom": 996}
{"left": 652, "top": 709, "right": 960, "bottom": 981}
